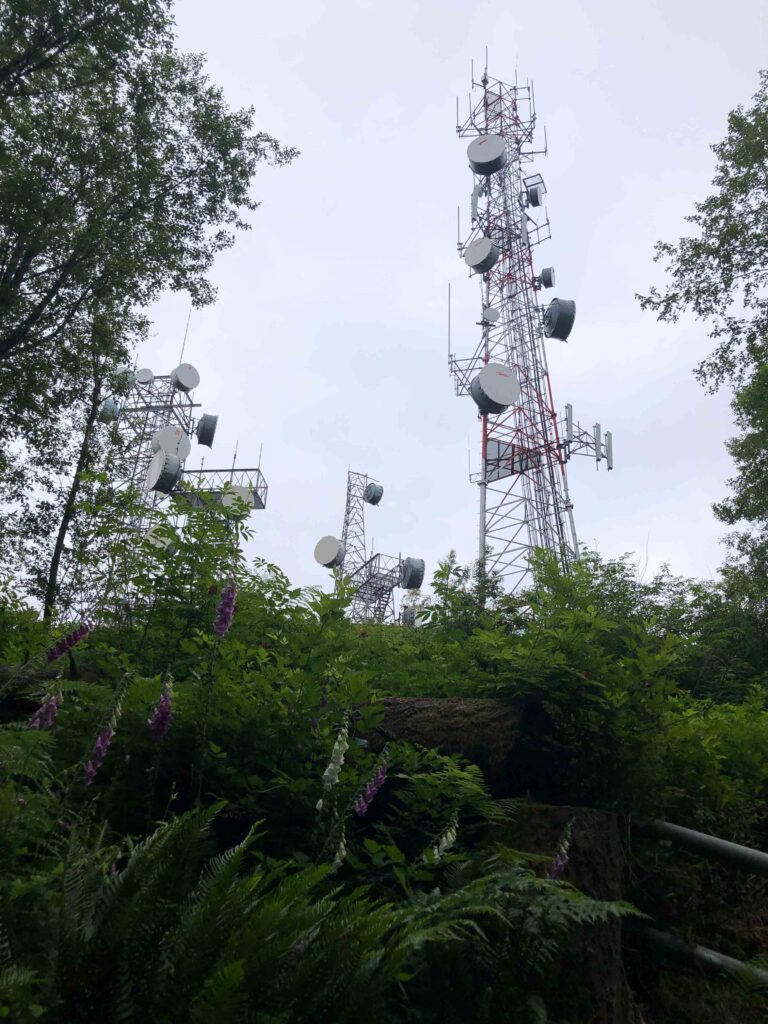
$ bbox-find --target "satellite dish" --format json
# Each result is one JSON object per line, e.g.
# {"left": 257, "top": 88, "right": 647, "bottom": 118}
{"left": 363, "top": 482, "right": 383, "bottom": 505}
{"left": 464, "top": 235, "right": 499, "bottom": 274}
{"left": 135, "top": 367, "right": 154, "bottom": 387}
{"left": 151, "top": 425, "right": 191, "bottom": 461}
{"left": 222, "top": 485, "right": 254, "bottom": 509}
{"left": 538, "top": 267, "right": 555, "bottom": 289}
{"left": 482, "top": 306, "right": 500, "bottom": 323}
{"left": 196, "top": 413, "right": 218, "bottom": 448}
{"left": 170, "top": 363, "right": 200, "bottom": 393}
{"left": 467, "top": 134, "right": 507, "bottom": 175}
{"left": 145, "top": 450, "right": 182, "bottom": 494}
{"left": 400, "top": 557, "right": 425, "bottom": 590}
{"left": 144, "top": 526, "right": 176, "bottom": 553}
{"left": 543, "top": 298, "right": 576, "bottom": 341}
{"left": 470, "top": 363, "right": 521, "bottom": 415}
{"left": 314, "top": 535, "right": 346, "bottom": 569}
{"left": 98, "top": 398, "right": 119, "bottom": 423}
{"left": 526, "top": 183, "right": 544, "bottom": 207}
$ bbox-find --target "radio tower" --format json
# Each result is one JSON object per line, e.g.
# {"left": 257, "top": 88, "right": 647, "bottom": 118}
{"left": 313, "top": 471, "right": 425, "bottom": 624}
{"left": 449, "top": 60, "right": 612, "bottom": 592}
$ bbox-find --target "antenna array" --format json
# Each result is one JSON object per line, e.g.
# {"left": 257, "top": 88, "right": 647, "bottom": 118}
{"left": 450, "top": 63, "right": 612, "bottom": 590}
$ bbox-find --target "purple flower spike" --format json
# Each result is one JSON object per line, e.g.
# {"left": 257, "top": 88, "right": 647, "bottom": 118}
{"left": 214, "top": 581, "right": 237, "bottom": 637}
{"left": 84, "top": 721, "right": 116, "bottom": 787}
{"left": 147, "top": 680, "right": 173, "bottom": 741}
{"left": 354, "top": 759, "right": 388, "bottom": 818}
{"left": 28, "top": 693, "right": 63, "bottom": 730}
{"left": 47, "top": 622, "right": 92, "bottom": 663}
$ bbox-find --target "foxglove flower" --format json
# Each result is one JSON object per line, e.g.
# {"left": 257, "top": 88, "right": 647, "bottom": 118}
{"left": 47, "top": 622, "right": 92, "bottom": 663}
{"left": 213, "top": 581, "right": 237, "bottom": 636}
{"left": 424, "top": 812, "right": 459, "bottom": 863}
{"left": 547, "top": 819, "right": 574, "bottom": 881}
{"left": 84, "top": 722, "right": 115, "bottom": 786}
{"left": 28, "top": 693, "right": 63, "bottom": 730}
{"left": 353, "top": 757, "right": 388, "bottom": 817}
{"left": 331, "top": 824, "right": 347, "bottom": 871}
{"left": 147, "top": 680, "right": 173, "bottom": 741}
{"left": 321, "top": 714, "right": 349, "bottom": 791}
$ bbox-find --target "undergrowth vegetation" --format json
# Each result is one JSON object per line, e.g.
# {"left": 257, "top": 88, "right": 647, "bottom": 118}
{"left": 1, "top": 496, "right": 767, "bottom": 1020}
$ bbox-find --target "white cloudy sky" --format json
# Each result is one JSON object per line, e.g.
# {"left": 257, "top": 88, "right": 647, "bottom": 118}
{"left": 138, "top": 0, "right": 768, "bottom": 593}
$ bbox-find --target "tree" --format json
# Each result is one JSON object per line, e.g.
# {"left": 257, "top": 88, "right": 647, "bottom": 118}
{"left": 637, "top": 70, "right": 768, "bottom": 561}
{"left": 0, "top": 0, "right": 297, "bottom": 607}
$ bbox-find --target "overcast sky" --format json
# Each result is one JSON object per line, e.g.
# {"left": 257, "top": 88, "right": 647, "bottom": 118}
{"left": 138, "top": 0, "right": 768, "bottom": 596}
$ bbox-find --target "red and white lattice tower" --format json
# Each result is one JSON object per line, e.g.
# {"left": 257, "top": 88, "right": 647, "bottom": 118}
{"left": 449, "top": 64, "right": 613, "bottom": 592}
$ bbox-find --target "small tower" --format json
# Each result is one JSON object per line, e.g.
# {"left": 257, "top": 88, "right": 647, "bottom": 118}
{"left": 314, "top": 470, "right": 425, "bottom": 623}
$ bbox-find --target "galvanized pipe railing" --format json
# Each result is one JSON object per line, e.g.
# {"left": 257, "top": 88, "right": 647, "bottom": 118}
{"left": 633, "top": 925, "right": 768, "bottom": 990}
{"left": 635, "top": 818, "right": 768, "bottom": 878}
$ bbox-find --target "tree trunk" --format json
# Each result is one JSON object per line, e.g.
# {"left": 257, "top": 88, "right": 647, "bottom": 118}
{"left": 42, "top": 374, "right": 102, "bottom": 621}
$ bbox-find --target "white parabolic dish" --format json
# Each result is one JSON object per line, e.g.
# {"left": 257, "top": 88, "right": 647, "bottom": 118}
{"left": 464, "top": 236, "right": 499, "bottom": 273}
{"left": 476, "top": 363, "right": 521, "bottom": 408}
{"left": 222, "top": 485, "right": 254, "bottom": 508}
{"left": 171, "top": 363, "right": 200, "bottom": 392}
{"left": 314, "top": 536, "right": 345, "bottom": 568}
{"left": 467, "top": 134, "right": 507, "bottom": 175}
{"left": 135, "top": 367, "right": 154, "bottom": 386}
{"left": 145, "top": 450, "right": 182, "bottom": 493}
{"left": 151, "top": 425, "right": 191, "bottom": 460}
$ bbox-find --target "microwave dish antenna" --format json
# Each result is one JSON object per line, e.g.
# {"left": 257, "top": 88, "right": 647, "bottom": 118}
{"left": 170, "top": 363, "right": 200, "bottom": 393}
{"left": 135, "top": 367, "right": 154, "bottom": 387}
{"left": 145, "top": 450, "right": 182, "bottom": 494}
{"left": 470, "top": 363, "right": 521, "bottom": 414}
{"left": 538, "top": 267, "right": 555, "bottom": 289}
{"left": 464, "top": 235, "right": 499, "bottom": 274}
{"left": 363, "top": 482, "right": 383, "bottom": 505}
{"left": 151, "top": 425, "right": 192, "bottom": 460}
{"left": 467, "top": 134, "right": 507, "bottom": 175}
{"left": 315, "top": 535, "right": 346, "bottom": 568}
{"left": 196, "top": 413, "right": 218, "bottom": 448}
{"left": 543, "top": 298, "right": 576, "bottom": 341}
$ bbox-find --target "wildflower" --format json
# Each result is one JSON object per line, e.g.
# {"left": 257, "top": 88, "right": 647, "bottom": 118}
{"left": 47, "top": 622, "right": 92, "bottom": 663}
{"left": 147, "top": 679, "right": 173, "bottom": 741}
{"left": 331, "top": 825, "right": 347, "bottom": 871}
{"left": 58, "top": 818, "right": 72, "bottom": 830}
{"left": 27, "top": 693, "right": 63, "bottom": 730}
{"left": 321, "top": 714, "right": 349, "bottom": 790}
{"left": 15, "top": 794, "right": 27, "bottom": 807}
{"left": 290, "top": 940, "right": 307, "bottom": 959}
{"left": 353, "top": 757, "right": 388, "bottom": 817}
{"left": 424, "top": 812, "right": 459, "bottom": 863}
{"left": 109, "top": 861, "right": 119, "bottom": 877}
{"left": 213, "top": 580, "right": 237, "bottom": 636}
{"left": 547, "top": 819, "right": 574, "bottom": 881}
{"left": 85, "top": 722, "right": 115, "bottom": 786}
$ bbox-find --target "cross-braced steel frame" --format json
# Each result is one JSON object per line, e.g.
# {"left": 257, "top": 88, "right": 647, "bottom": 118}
{"left": 339, "top": 471, "right": 399, "bottom": 624}
{"left": 115, "top": 374, "right": 198, "bottom": 535}
{"left": 451, "top": 66, "right": 609, "bottom": 592}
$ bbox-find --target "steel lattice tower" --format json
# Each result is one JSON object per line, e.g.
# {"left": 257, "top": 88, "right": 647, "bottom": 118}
{"left": 450, "top": 64, "right": 611, "bottom": 591}
{"left": 314, "top": 471, "right": 425, "bottom": 625}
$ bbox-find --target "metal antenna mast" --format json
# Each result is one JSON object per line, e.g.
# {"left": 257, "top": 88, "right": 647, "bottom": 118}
{"left": 449, "top": 64, "right": 612, "bottom": 591}
{"left": 96, "top": 358, "right": 268, "bottom": 613}
{"left": 314, "top": 471, "right": 425, "bottom": 624}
